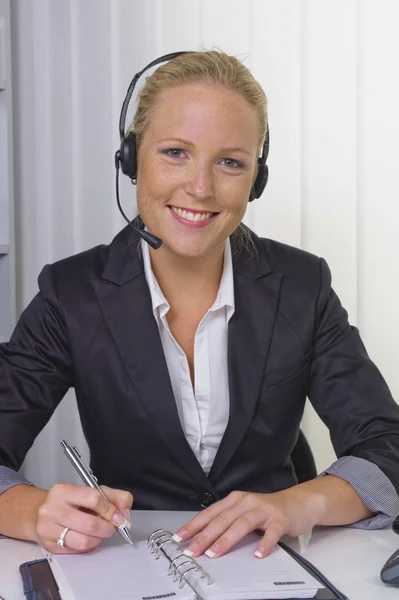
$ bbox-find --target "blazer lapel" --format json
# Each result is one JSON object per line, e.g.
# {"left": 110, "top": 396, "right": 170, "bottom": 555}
{"left": 93, "top": 226, "right": 212, "bottom": 490}
{"left": 208, "top": 240, "right": 283, "bottom": 483}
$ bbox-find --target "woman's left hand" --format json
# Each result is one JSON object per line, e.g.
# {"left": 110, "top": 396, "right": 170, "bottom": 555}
{"left": 173, "top": 486, "right": 324, "bottom": 559}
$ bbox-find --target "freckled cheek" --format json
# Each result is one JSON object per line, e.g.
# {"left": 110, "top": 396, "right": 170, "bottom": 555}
{"left": 217, "top": 182, "right": 250, "bottom": 217}
{"left": 140, "top": 164, "right": 183, "bottom": 200}
{"left": 138, "top": 176, "right": 174, "bottom": 211}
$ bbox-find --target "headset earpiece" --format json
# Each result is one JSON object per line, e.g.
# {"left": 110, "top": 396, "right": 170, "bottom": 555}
{"left": 249, "top": 126, "right": 270, "bottom": 202}
{"left": 119, "top": 132, "right": 138, "bottom": 181}
{"left": 249, "top": 159, "right": 269, "bottom": 202}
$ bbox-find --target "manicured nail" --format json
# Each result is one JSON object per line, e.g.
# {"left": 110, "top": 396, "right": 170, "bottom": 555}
{"left": 112, "top": 512, "right": 124, "bottom": 525}
{"left": 205, "top": 544, "right": 220, "bottom": 558}
{"left": 254, "top": 545, "right": 265, "bottom": 558}
{"left": 122, "top": 518, "right": 132, "bottom": 529}
{"left": 172, "top": 529, "right": 187, "bottom": 543}
{"left": 183, "top": 542, "right": 200, "bottom": 557}
{"left": 124, "top": 508, "right": 131, "bottom": 523}
{"left": 112, "top": 513, "right": 131, "bottom": 528}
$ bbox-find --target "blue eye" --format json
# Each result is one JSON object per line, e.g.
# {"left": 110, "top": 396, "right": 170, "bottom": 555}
{"left": 163, "top": 148, "right": 186, "bottom": 159}
{"left": 221, "top": 158, "right": 243, "bottom": 168}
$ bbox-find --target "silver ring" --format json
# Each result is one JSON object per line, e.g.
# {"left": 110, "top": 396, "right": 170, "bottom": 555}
{"left": 56, "top": 526, "right": 70, "bottom": 548}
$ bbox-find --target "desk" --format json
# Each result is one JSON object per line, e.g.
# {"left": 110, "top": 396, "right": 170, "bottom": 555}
{"left": 0, "top": 510, "right": 398, "bottom": 600}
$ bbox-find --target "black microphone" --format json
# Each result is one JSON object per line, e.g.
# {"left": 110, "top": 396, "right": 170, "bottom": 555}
{"left": 114, "top": 151, "right": 163, "bottom": 250}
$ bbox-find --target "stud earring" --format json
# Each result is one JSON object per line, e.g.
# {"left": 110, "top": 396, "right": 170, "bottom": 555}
{"left": 131, "top": 178, "right": 137, "bottom": 185}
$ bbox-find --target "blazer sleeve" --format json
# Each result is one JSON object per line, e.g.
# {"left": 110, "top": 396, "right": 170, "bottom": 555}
{"left": 308, "top": 257, "right": 399, "bottom": 493}
{"left": 0, "top": 264, "right": 73, "bottom": 471}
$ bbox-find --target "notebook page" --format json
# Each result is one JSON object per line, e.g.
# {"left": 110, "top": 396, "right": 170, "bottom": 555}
{"left": 188, "top": 533, "right": 319, "bottom": 600}
{"left": 47, "top": 543, "right": 196, "bottom": 600}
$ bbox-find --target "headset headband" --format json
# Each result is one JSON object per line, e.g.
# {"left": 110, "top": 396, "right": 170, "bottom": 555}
{"left": 119, "top": 51, "right": 193, "bottom": 142}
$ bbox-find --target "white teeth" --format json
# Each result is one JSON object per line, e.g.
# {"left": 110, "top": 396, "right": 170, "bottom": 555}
{"left": 170, "top": 206, "right": 214, "bottom": 222}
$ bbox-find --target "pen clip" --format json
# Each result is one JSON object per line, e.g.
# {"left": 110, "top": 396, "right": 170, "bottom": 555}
{"left": 72, "top": 446, "right": 98, "bottom": 482}
{"left": 61, "top": 440, "right": 98, "bottom": 483}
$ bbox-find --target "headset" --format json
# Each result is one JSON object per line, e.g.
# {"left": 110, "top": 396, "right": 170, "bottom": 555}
{"left": 114, "top": 51, "right": 270, "bottom": 249}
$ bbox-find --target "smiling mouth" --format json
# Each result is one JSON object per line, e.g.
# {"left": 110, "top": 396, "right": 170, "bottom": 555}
{"left": 168, "top": 205, "right": 218, "bottom": 222}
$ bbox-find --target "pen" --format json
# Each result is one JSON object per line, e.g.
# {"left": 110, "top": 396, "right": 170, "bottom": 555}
{"left": 61, "top": 440, "right": 133, "bottom": 545}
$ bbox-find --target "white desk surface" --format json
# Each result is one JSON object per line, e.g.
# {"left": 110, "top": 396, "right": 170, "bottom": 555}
{"left": 0, "top": 510, "right": 398, "bottom": 600}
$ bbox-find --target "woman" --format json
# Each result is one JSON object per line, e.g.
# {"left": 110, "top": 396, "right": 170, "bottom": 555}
{"left": 0, "top": 50, "right": 398, "bottom": 559}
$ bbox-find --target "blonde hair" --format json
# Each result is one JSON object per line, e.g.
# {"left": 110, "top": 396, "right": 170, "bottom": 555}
{"left": 130, "top": 50, "right": 268, "bottom": 153}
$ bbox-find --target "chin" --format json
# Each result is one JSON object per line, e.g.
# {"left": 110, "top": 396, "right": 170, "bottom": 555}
{"left": 162, "top": 235, "right": 220, "bottom": 260}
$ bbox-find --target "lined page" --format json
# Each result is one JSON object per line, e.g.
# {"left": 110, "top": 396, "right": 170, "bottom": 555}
{"left": 48, "top": 544, "right": 196, "bottom": 600}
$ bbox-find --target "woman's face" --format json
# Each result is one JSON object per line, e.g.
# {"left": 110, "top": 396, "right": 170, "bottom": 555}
{"left": 136, "top": 82, "right": 260, "bottom": 260}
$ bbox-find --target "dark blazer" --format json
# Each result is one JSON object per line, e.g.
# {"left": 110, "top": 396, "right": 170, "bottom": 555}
{"left": 1, "top": 224, "right": 399, "bottom": 511}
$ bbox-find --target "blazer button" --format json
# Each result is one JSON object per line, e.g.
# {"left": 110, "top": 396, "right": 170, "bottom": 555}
{"left": 199, "top": 492, "right": 215, "bottom": 509}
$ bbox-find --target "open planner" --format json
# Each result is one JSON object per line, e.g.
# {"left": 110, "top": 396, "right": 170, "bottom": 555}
{"left": 44, "top": 529, "right": 348, "bottom": 600}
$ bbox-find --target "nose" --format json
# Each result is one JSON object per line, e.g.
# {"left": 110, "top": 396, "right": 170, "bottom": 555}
{"left": 184, "top": 160, "right": 214, "bottom": 201}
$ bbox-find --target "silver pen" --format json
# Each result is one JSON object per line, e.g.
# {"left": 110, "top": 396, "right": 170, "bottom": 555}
{"left": 61, "top": 440, "right": 133, "bottom": 545}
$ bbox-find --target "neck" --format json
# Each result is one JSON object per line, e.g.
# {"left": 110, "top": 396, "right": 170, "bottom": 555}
{"left": 148, "top": 243, "right": 225, "bottom": 307}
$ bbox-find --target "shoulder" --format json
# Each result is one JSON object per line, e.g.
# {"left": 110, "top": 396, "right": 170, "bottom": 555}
{"left": 247, "top": 231, "right": 330, "bottom": 288}
{"left": 261, "top": 236, "right": 329, "bottom": 302}
{"left": 37, "top": 225, "right": 140, "bottom": 302}
{"left": 38, "top": 243, "right": 108, "bottom": 295}
{"left": 239, "top": 231, "right": 334, "bottom": 311}
{"left": 49, "top": 243, "right": 108, "bottom": 282}
{"left": 259, "top": 237, "right": 321, "bottom": 275}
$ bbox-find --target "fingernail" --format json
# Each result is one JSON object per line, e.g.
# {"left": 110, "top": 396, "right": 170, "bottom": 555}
{"left": 172, "top": 529, "right": 187, "bottom": 543}
{"left": 254, "top": 545, "right": 265, "bottom": 558}
{"left": 124, "top": 508, "right": 131, "bottom": 523}
{"left": 205, "top": 543, "right": 220, "bottom": 558}
{"left": 121, "top": 518, "right": 132, "bottom": 529}
{"left": 112, "top": 512, "right": 131, "bottom": 528}
{"left": 183, "top": 542, "right": 200, "bottom": 557}
{"left": 112, "top": 512, "right": 124, "bottom": 525}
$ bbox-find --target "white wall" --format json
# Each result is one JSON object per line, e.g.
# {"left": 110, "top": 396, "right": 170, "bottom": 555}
{"left": 9, "top": 0, "right": 399, "bottom": 487}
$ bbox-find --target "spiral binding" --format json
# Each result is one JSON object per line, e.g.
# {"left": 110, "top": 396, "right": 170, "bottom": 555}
{"left": 147, "top": 529, "right": 212, "bottom": 589}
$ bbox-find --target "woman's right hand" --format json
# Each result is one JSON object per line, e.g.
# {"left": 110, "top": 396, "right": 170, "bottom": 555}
{"left": 35, "top": 483, "right": 133, "bottom": 554}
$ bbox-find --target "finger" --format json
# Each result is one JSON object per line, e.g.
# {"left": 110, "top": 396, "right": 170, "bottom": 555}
{"left": 42, "top": 526, "right": 103, "bottom": 555}
{"left": 253, "top": 522, "right": 285, "bottom": 558}
{"left": 36, "top": 508, "right": 115, "bottom": 541}
{"left": 173, "top": 491, "right": 249, "bottom": 543}
{"left": 49, "top": 484, "right": 130, "bottom": 529}
{"left": 190, "top": 506, "right": 266, "bottom": 559}
{"left": 100, "top": 486, "right": 133, "bottom": 524}
{"left": 38, "top": 504, "right": 115, "bottom": 540}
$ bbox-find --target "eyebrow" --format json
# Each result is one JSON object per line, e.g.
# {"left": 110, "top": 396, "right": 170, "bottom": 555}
{"left": 157, "top": 137, "right": 253, "bottom": 157}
